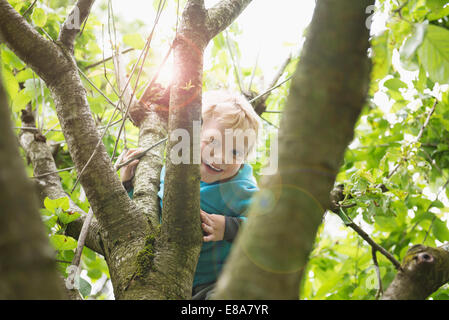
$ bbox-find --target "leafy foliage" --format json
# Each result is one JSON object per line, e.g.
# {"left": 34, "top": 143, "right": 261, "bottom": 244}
{"left": 2, "top": 0, "right": 449, "bottom": 300}
{"left": 303, "top": 0, "right": 449, "bottom": 300}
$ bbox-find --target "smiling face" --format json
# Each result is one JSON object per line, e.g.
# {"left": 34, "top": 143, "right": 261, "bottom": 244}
{"left": 199, "top": 90, "right": 261, "bottom": 183}
{"left": 200, "top": 119, "right": 246, "bottom": 183}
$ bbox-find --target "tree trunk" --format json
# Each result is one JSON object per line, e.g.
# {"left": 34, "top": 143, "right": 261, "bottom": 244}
{"left": 0, "top": 66, "right": 66, "bottom": 299}
{"left": 214, "top": 0, "right": 373, "bottom": 299}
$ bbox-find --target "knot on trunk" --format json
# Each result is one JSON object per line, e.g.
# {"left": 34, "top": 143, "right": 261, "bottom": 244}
{"left": 129, "top": 83, "right": 169, "bottom": 127}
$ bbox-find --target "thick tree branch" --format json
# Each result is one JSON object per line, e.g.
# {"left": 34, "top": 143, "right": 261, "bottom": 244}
{"left": 58, "top": 0, "right": 95, "bottom": 53}
{"left": 214, "top": 0, "right": 373, "bottom": 299}
{"left": 0, "top": 0, "right": 70, "bottom": 86}
{"left": 132, "top": 114, "right": 167, "bottom": 227}
{"left": 205, "top": 0, "right": 253, "bottom": 41}
{"left": 137, "top": 0, "right": 254, "bottom": 299}
{"left": 19, "top": 107, "right": 104, "bottom": 255}
{"left": 382, "top": 244, "right": 449, "bottom": 300}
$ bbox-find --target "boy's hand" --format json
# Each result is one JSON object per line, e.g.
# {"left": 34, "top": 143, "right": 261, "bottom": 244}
{"left": 200, "top": 210, "right": 225, "bottom": 242}
{"left": 118, "top": 148, "right": 142, "bottom": 182}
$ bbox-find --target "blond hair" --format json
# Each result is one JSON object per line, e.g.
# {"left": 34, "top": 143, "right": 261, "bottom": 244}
{"left": 202, "top": 90, "right": 261, "bottom": 157}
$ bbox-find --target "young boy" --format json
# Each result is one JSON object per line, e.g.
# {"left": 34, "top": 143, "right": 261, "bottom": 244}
{"left": 120, "top": 90, "right": 261, "bottom": 299}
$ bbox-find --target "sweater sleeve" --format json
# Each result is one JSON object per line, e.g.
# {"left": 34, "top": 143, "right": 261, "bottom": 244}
{"left": 123, "top": 180, "right": 134, "bottom": 199}
{"left": 223, "top": 216, "right": 244, "bottom": 243}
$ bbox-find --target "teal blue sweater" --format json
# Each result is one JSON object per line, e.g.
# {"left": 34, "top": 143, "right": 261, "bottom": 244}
{"left": 158, "top": 164, "right": 258, "bottom": 287}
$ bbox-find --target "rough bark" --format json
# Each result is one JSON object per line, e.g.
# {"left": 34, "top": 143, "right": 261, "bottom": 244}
{"left": 0, "top": 1, "right": 71, "bottom": 87}
{"left": 47, "top": 53, "right": 151, "bottom": 300}
{"left": 19, "top": 107, "right": 104, "bottom": 255}
{"left": 154, "top": 0, "right": 253, "bottom": 299}
{"left": 214, "top": 0, "right": 373, "bottom": 299}
{"left": 58, "top": 0, "right": 95, "bottom": 53}
{"left": 159, "top": 0, "right": 207, "bottom": 299}
{"left": 132, "top": 113, "right": 167, "bottom": 227}
{"left": 382, "top": 244, "right": 449, "bottom": 300}
{"left": 0, "top": 67, "right": 65, "bottom": 300}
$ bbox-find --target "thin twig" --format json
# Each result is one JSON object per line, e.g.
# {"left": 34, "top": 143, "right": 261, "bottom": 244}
{"left": 85, "top": 48, "right": 134, "bottom": 70}
{"left": 348, "top": 220, "right": 402, "bottom": 270}
{"left": 372, "top": 248, "right": 383, "bottom": 300}
{"left": 14, "top": 126, "right": 63, "bottom": 132}
{"left": 31, "top": 166, "right": 75, "bottom": 179}
{"left": 263, "top": 110, "right": 282, "bottom": 114}
{"left": 387, "top": 99, "right": 438, "bottom": 179}
{"left": 71, "top": 208, "right": 94, "bottom": 268}
{"left": 139, "top": 41, "right": 174, "bottom": 102}
{"left": 225, "top": 30, "right": 244, "bottom": 93}
{"left": 416, "top": 99, "right": 438, "bottom": 141}
{"left": 79, "top": 69, "right": 117, "bottom": 108}
{"left": 111, "top": 0, "right": 167, "bottom": 161}
{"left": 55, "top": 259, "right": 72, "bottom": 264}
{"left": 260, "top": 116, "right": 278, "bottom": 129}
{"left": 248, "top": 75, "right": 293, "bottom": 104}
{"left": 421, "top": 148, "right": 444, "bottom": 176}
{"left": 115, "top": 137, "right": 167, "bottom": 171}
{"left": 22, "top": 0, "right": 38, "bottom": 17}
{"left": 266, "top": 54, "right": 292, "bottom": 94}
{"left": 335, "top": 206, "right": 403, "bottom": 270}
{"left": 393, "top": 0, "right": 411, "bottom": 14}
{"left": 248, "top": 47, "right": 260, "bottom": 92}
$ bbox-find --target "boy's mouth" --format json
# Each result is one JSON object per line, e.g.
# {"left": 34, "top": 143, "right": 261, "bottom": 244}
{"left": 203, "top": 161, "right": 223, "bottom": 173}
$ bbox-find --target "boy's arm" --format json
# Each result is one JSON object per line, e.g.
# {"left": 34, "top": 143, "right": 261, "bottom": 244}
{"left": 201, "top": 211, "right": 247, "bottom": 243}
{"left": 223, "top": 216, "right": 244, "bottom": 242}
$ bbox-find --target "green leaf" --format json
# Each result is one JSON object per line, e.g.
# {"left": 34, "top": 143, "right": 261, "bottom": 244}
{"left": 83, "top": 247, "right": 97, "bottom": 261}
{"left": 32, "top": 8, "right": 47, "bottom": 28}
{"left": 432, "top": 218, "right": 449, "bottom": 242}
{"left": 12, "top": 89, "right": 33, "bottom": 112}
{"left": 431, "top": 199, "right": 445, "bottom": 208}
{"left": 1, "top": 67, "right": 19, "bottom": 100}
{"left": 57, "top": 210, "right": 81, "bottom": 225}
{"left": 375, "top": 215, "right": 397, "bottom": 232}
{"left": 15, "top": 69, "right": 34, "bottom": 82}
{"left": 400, "top": 22, "right": 427, "bottom": 71}
{"left": 79, "top": 277, "right": 92, "bottom": 297}
{"left": 87, "top": 268, "right": 102, "bottom": 280}
{"left": 44, "top": 196, "right": 70, "bottom": 212}
{"left": 384, "top": 78, "right": 407, "bottom": 92}
{"left": 418, "top": 25, "right": 449, "bottom": 84}
{"left": 1, "top": 48, "right": 25, "bottom": 69}
{"left": 426, "top": 0, "right": 449, "bottom": 21}
{"left": 49, "top": 234, "right": 77, "bottom": 251}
